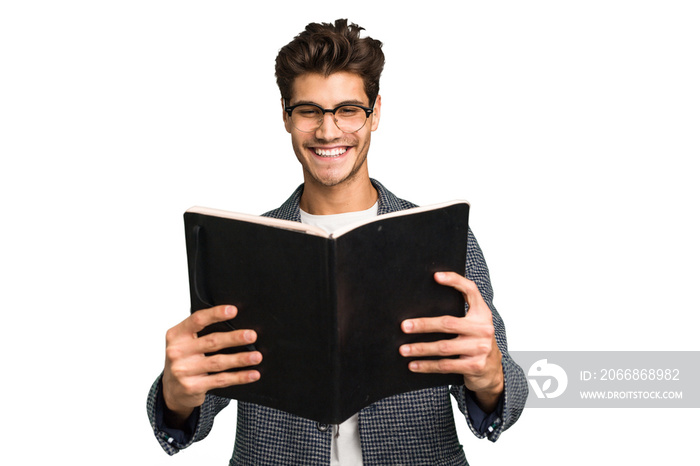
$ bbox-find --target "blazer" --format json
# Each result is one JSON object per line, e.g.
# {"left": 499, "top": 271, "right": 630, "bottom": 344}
{"left": 147, "top": 179, "right": 528, "bottom": 465}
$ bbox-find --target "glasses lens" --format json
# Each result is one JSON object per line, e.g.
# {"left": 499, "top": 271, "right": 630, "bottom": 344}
{"left": 335, "top": 106, "right": 367, "bottom": 133}
{"left": 291, "top": 105, "right": 323, "bottom": 132}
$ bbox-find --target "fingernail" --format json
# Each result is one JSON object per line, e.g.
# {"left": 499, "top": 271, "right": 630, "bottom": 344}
{"left": 244, "top": 330, "right": 255, "bottom": 342}
{"left": 409, "top": 362, "right": 419, "bottom": 371}
{"left": 249, "top": 371, "right": 260, "bottom": 381}
{"left": 225, "top": 306, "right": 235, "bottom": 316}
{"left": 435, "top": 272, "right": 445, "bottom": 279}
{"left": 403, "top": 320, "right": 414, "bottom": 332}
{"left": 250, "top": 352, "right": 262, "bottom": 364}
{"left": 400, "top": 345, "right": 411, "bottom": 356}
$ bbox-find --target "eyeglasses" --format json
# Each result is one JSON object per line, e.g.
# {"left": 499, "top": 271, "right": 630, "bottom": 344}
{"left": 284, "top": 99, "right": 375, "bottom": 133}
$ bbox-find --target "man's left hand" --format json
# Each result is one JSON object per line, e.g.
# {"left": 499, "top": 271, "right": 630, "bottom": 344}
{"left": 399, "top": 271, "right": 504, "bottom": 413}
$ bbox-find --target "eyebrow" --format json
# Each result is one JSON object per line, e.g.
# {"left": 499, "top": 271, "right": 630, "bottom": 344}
{"left": 290, "top": 99, "right": 369, "bottom": 108}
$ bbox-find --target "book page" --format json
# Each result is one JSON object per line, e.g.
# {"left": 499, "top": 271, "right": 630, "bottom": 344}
{"left": 186, "top": 206, "right": 330, "bottom": 238}
{"left": 330, "top": 200, "right": 470, "bottom": 238}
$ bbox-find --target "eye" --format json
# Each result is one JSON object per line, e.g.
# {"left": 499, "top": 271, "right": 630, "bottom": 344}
{"left": 295, "top": 106, "right": 322, "bottom": 118}
{"left": 337, "top": 106, "right": 362, "bottom": 117}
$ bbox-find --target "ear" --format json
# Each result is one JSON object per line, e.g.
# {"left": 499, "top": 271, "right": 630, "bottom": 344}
{"left": 282, "top": 98, "right": 292, "bottom": 134}
{"left": 370, "top": 95, "right": 381, "bottom": 132}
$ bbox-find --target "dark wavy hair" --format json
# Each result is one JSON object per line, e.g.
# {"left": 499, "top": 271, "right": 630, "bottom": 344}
{"left": 275, "top": 19, "right": 385, "bottom": 104}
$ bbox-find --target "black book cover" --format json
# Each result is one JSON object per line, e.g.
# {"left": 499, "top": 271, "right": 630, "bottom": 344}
{"left": 183, "top": 201, "right": 469, "bottom": 424}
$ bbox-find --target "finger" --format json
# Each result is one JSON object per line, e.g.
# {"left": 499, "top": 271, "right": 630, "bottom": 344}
{"left": 407, "top": 358, "right": 466, "bottom": 374}
{"left": 177, "top": 305, "right": 238, "bottom": 337}
{"left": 203, "top": 351, "right": 263, "bottom": 374}
{"left": 401, "top": 314, "right": 467, "bottom": 335}
{"left": 194, "top": 328, "right": 258, "bottom": 355}
{"left": 201, "top": 369, "right": 262, "bottom": 391}
{"left": 399, "top": 337, "right": 483, "bottom": 359}
{"left": 168, "top": 351, "right": 262, "bottom": 389}
{"left": 407, "top": 354, "right": 494, "bottom": 376}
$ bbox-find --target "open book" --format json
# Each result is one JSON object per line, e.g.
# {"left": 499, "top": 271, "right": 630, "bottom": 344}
{"left": 184, "top": 200, "right": 470, "bottom": 424}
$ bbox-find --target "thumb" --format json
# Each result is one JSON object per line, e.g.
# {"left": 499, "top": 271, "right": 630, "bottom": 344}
{"left": 434, "top": 272, "right": 490, "bottom": 318}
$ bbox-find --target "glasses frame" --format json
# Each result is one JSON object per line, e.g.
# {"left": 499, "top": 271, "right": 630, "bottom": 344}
{"left": 284, "top": 98, "right": 376, "bottom": 133}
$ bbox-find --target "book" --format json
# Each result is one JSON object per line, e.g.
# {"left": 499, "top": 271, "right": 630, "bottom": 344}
{"left": 184, "top": 200, "right": 470, "bottom": 424}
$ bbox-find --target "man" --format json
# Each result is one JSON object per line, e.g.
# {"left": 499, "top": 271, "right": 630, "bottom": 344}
{"left": 148, "top": 19, "right": 527, "bottom": 465}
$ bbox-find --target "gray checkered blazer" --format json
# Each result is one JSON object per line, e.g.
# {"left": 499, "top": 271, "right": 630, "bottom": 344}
{"left": 147, "top": 179, "right": 527, "bottom": 465}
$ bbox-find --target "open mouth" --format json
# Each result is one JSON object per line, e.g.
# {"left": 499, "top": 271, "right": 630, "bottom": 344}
{"left": 313, "top": 147, "right": 348, "bottom": 158}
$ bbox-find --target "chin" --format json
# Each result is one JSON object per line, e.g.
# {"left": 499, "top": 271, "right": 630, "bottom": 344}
{"left": 309, "top": 173, "right": 351, "bottom": 188}
{"left": 312, "top": 163, "right": 366, "bottom": 188}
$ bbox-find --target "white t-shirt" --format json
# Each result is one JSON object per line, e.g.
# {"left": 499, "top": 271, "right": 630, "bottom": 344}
{"left": 299, "top": 202, "right": 379, "bottom": 235}
{"left": 300, "top": 202, "right": 378, "bottom": 466}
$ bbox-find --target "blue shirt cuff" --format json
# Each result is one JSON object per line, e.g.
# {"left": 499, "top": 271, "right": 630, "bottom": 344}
{"left": 154, "top": 378, "right": 200, "bottom": 446}
{"left": 464, "top": 389, "right": 504, "bottom": 435}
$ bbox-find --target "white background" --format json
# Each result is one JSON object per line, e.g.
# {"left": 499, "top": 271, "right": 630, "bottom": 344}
{"left": 1, "top": 1, "right": 698, "bottom": 464}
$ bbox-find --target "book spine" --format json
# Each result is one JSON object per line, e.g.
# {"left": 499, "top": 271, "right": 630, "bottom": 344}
{"left": 327, "top": 238, "right": 341, "bottom": 423}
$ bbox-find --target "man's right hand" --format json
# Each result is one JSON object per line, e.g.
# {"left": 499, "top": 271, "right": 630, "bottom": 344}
{"left": 161, "top": 304, "right": 262, "bottom": 427}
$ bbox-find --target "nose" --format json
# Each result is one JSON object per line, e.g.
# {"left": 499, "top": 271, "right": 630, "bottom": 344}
{"left": 315, "top": 112, "right": 343, "bottom": 140}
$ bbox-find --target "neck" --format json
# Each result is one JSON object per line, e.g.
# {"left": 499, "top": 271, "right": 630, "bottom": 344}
{"left": 299, "top": 173, "right": 377, "bottom": 215}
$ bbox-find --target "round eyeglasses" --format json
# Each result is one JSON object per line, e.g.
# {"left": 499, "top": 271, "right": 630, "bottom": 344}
{"left": 284, "top": 99, "right": 376, "bottom": 133}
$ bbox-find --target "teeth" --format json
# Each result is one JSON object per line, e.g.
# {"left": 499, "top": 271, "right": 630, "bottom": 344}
{"left": 314, "top": 147, "right": 347, "bottom": 157}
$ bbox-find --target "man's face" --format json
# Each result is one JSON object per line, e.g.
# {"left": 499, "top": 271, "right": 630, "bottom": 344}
{"left": 284, "top": 72, "right": 381, "bottom": 188}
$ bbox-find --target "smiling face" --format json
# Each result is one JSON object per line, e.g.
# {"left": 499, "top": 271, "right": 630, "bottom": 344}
{"left": 284, "top": 72, "right": 381, "bottom": 189}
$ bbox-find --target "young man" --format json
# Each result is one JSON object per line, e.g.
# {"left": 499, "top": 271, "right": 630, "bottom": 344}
{"left": 148, "top": 19, "right": 527, "bottom": 465}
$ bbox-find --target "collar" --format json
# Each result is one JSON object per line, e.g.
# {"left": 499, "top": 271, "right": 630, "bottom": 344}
{"left": 263, "top": 179, "right": 416, "bottom": 222}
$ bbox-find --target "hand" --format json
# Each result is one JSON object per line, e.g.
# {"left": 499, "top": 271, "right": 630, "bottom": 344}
{"left": 399, "top": 272, "right": 504, "bottom": 412}
{"left": 162, "top": 305, "right": 262, "bottom": 426}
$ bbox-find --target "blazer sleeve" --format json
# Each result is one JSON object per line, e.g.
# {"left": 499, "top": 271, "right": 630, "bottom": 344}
{"left": 146, "top": 374, "right": 231, "bottom": 455}
{"left": 450, "top": 227, "right": 528, "bottom": 442}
